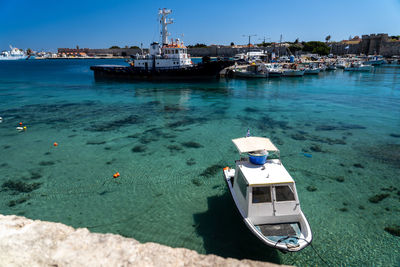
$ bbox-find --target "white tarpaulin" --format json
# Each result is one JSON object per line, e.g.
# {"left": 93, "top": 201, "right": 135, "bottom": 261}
{"left": 232, "top": 137, "right": 278, "bottom": 153}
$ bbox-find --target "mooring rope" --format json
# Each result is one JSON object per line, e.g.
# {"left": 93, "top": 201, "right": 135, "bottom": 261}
{"left": 274, "top": 236, "right": 332, "bottom": 267}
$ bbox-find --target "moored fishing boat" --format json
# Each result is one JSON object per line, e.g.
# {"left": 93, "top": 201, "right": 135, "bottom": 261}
{"left": 304, "top": 63, "right": 321, "bottom": 75}
{"left": 344, "top": 62, "right": 373, "bottom": 72}
{"left": 265, "top": 64, "right": 283, "bottom": 77}
{"left": 363, "top": 55, "right": 386, "bottom": 65}
{"left": 326, "top": 63, "right": 337, "bottom": 71}
{"left": 282, "top": 68, "right": 305, "bottom": 77}
{"left": 223, "top": 136, "right": 312, "bottom": 252}
{"left": 232, "top": 63, "right": 268, "bottom": 78}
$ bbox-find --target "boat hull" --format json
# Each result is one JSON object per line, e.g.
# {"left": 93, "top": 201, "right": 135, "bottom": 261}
{"left": 363, "top": 59, "right": 385, "bottom": 65}
{"left": 304, "top": 69, "right": 320, "bottom": 75}
{"left": 90, "top": 60, "right": 235, "bottom": 81}
{"left": 282, "top": 70, "right": 305, "bottom": 77}
{"left": 344, "top": 66, "right": 373, "bottom": 72}
{"left": 222, "top": 169, "right": 312, "bottom": 252}
{"left": 0, "top": 56, "right": 28, "bottom": 60}
{"left": 232, "top": 70, "right": 267, "bottom": 78}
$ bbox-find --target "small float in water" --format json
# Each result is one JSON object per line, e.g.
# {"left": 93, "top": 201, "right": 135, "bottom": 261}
{"left": 223, "top": 136, "right": 312, "bottom": 252}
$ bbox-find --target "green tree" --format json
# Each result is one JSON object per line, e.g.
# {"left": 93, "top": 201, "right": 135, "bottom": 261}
{"left": 302, "top": 41, "right": 330, "bottom": 55}
{"left": 109, "top": 46, "right": 121, "bottom": 49}
{"left": 129, "top": 46, "right": 140, "bottom": 49}
{"left": 230, "top": 42, "right": 235, "bottom": 46}
{"left": 187, "top": 43, "right": 207, "bottom": 48}
{"left": 288, "top": 44, "right": 302, "bottom": 53}
{"left": 294, "top": 38, "right": 299, "bottom": 44}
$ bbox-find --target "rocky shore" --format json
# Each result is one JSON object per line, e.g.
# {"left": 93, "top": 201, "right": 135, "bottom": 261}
{"left": 0, "top": 214, "right": 288, "bottom": 267}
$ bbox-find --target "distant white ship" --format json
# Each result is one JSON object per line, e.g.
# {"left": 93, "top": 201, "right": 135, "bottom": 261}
{"left": 0, "top": 45, "right": 28, "bottom": 60}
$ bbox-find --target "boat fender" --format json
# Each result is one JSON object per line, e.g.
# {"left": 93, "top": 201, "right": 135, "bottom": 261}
{"left": 53, "top": 142, "right": 58, "bottom": 147}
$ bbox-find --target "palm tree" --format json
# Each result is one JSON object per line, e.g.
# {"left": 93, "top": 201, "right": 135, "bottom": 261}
{"left": 325, "top": 35, "right": 331, "bottom": 43}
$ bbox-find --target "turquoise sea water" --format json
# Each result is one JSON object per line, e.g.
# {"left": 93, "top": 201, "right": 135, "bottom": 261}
{"left": 0, "top": 59, "right": 399, "bottom": 266}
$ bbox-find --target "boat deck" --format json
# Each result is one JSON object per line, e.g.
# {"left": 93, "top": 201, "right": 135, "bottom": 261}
{"left": 256, "top": 222, "right": 301, "bottom": 245}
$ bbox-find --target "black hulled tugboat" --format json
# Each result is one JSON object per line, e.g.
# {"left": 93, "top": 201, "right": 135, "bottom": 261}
{"left": 90, "top": 8, "right": 234, "bottom": 81}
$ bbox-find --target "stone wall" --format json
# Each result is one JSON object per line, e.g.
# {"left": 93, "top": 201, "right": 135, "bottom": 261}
{"left": 330, "top": 34, "right": 400, "bottom": 56}
{"left": 330, "top": 43, "right": 361, "bottom": 55}
{"left": 0, "top": 214, "right": 289, "bottom": 267}
{"left": 380, "top": 41, "right": 400, "bottom": 56}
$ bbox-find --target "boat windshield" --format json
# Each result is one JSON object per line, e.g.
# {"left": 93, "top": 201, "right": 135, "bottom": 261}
{"left": 275, "top": 185, "right": 296, "bottom": 201}
{"left": 252, "top": 186, "right": 271, "bottom": 203}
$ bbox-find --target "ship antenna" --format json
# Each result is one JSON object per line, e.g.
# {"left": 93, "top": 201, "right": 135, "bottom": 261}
{"left": 159, "top": 8, "right": 173, "bottom": 45}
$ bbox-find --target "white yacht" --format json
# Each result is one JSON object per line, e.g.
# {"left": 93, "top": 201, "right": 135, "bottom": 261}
{"left": 223, "top": 137, "right": 312, "bottom": 252}
{"left": 0, "top": 46, "right": 28, "bottom": 60}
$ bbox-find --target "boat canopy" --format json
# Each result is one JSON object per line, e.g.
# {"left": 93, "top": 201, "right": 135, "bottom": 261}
{"left": 232, "top": 137, "right": 278, "bottom": 154}
{"left": 239, "top": 160, "right": 294, "bottom": 186}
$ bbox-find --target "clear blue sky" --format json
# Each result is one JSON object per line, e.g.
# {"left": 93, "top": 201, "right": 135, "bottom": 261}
{"left": 1, "top": 0, "right": 400, "bottom": 51}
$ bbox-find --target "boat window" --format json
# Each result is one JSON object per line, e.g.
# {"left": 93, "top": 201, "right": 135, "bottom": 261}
{"left": 236, "top": 169, "right": 248, "bottom": 198}
{"left": 176, "top": 49, "right": 179, "bottom": 54}
{"left": 252, "top": 187, "right": 271, "bottom": 203}
{"left": 275, "top": 185, "right": 295, "bottom": 201}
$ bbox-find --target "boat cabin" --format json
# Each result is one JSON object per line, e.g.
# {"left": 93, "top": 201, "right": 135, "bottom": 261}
{"left": 232, "top": 160, "right": 300, "bottom": 224}
{"left": 231, "top": 137, "right": 300, "bottom": 224}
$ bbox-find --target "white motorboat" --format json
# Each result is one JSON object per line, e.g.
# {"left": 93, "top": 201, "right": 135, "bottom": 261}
{"left": 344, "top": 62, "right": 373, "bottom": 72}
{"left": 223, "top": 137, "right": 312, "bottom": 252}
{"left": 232, "top": 63, "right": 268, "bottom": 78}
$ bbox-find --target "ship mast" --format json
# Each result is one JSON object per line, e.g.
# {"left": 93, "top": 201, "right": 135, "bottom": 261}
{"left": 159, "top": 8, "right": 173, "bottom": 45}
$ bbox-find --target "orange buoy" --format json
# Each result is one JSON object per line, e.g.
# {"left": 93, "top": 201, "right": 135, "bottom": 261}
{"left": 19, "top": 122, "right": 23, "bottom": 126}
{"left": 223, "top": 167, "right": 230, "bottom": 171}
{"left": 113, "top": 172, "right": 120, "bottom": 178}
{"left": 53, "top": 142, "right": 58, "bottom": 147}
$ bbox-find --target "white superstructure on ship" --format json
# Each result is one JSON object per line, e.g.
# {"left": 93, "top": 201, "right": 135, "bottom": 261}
{"left": 133, "top": 8, "right": 192, "bottom": 70}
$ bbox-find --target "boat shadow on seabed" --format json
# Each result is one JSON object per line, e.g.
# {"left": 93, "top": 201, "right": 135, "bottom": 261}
{"left": 192, "top": 191, "right": 281, "bottom": 264}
